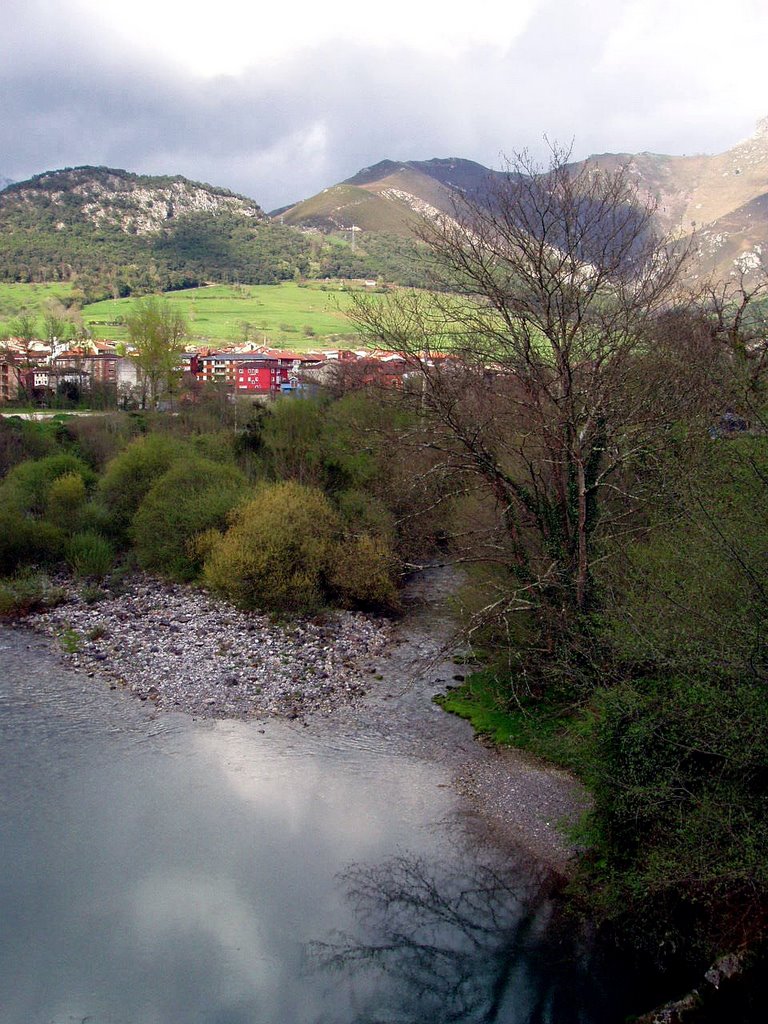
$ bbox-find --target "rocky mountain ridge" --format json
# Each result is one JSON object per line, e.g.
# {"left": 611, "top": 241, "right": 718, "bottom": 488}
{"left": 5, "top": 119, "right": 768, "bottom": 288}
{"left": 1, "top": 166, "right": 265, "bottom": 236}
{"left": 275, "top": 158, "right": 494, "bottom": 234}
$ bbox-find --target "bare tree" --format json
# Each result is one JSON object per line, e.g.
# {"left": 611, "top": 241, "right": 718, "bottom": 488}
{"left": 702, "top": 267, "right": 768, "bottom": 407}
{"left": 349, "top": 146, "right": 704, "bottom": 642}
{"left": 42, "top": 299, "right": 80, "bottom": 351}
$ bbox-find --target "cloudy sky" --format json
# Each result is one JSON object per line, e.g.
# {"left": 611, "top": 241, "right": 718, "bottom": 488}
{"left": 2, "top": 0, "right": 767, "bottom": 210}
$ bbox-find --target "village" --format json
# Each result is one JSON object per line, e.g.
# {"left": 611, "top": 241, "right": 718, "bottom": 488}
{"left": 0, "top": 333, "right": 417, "bottom": 407}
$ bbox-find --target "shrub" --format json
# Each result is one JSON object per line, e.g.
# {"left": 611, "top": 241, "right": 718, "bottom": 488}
{"left": 62, "top": 414, "right": 139, "bottom": 470}
{"left": 0, "top": 509, "right": 65, "bottom": 574}
{"left": 583, "top": 676, "right": 768, "bottom": 962}
{"left": 261, "top": 399, "right": 328, "bottom": 485}
{"left": 66, "top": 531, "right": 114, "bottom": 578}
{"left": 190, "top": 431, "right": 237, "bottom": 464}
{"left": 45, "top": 472, "right": 87, "bottom": 531}
{"left": 59, "top": 627, "right": 82, "bottom": 654}
{"left": 0, "top": 571, "right": 67, "bottom": 617}
{"left": 335, "top": 489, "right": 395, "bottom": 539}
{"left": 131, "top": 458, "right": 248, "bottom": 580}
{"left": 98, "top": 434, "right": 187, "bottom": 539}
{"left": 600, "top": 438, "right": 768, "bottom": 678}
{"left": 329, "top": 533, "right": 400, "bottom": 612}
{"left": 202, "top": 481, "right": 341, "bottom": 612}
{"left": 0, "top": 453, "right": 95, "bottom": 517}
{"left": 0, "top": 417, "right": 58, "bottom": 477}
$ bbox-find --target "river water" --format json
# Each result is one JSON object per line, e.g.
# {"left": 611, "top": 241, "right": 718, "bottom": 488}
{"left": 1, "top": 625, "right": 642, "bottom": 1024}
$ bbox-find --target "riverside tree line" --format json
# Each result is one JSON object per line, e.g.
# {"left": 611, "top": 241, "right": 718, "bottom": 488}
{"left": 0, "top": 148, "right": 766, "bottom": 1019}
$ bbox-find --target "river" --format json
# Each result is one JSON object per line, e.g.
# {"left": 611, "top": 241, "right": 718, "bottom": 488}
{"left": 1, "top": 592, "right": 647, "bottom": 1023}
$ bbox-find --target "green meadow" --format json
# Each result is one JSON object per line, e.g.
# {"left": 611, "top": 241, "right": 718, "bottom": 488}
{"left": 82, "top": 282, "right": 366, "bottom": 349}
{"left": 0, "top": 282, "right": 75, "bottom": 336}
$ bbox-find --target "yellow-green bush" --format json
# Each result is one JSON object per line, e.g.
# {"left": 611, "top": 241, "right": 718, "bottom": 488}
{"left": 203, "top": 481, "right": 401, "bottom": 613}
{"left": 0, "top": 453, "right": 94, "bottom": 517}
{"left": 46, "top": 472, "right": 88, "bottom": 531}
{"left": 329, "top": 532, "right": 400, "bottom": 612}
{"left": 203, "top": 481, "right": 341, "bottom": 612}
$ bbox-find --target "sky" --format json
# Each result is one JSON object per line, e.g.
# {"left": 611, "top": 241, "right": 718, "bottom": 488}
{"left": 2, "top": 0, "right": 768, "bottom": 211}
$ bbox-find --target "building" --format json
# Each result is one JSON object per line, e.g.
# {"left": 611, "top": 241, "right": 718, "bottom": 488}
{"left": 181, "top": 348, "right": 323, "bottom": 393}
{"left": 0, "top": 358, "right": 20, "bottom": 402}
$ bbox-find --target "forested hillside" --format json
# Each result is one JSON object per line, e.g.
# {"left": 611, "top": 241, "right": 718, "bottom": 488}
{"left": 0, "top": 166, "right": 431, "bottom": 300}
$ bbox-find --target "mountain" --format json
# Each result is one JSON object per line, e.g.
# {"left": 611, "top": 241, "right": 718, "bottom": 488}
{"left": 571, "top": 118, "right": 768, "bottom": 281}
{"left": 0, "top": 166, "right": 312, "bottom": 297}
{"left": 0, "top": 165, "right": 266, "bottom": 235}
{"left": 279, "top": 121, "right": 768, "bottom": 282}
{"left": 275, "top": 158, "right": 499, "bottom": 233}
{"left": 7, "top": 123, "right": 768, "bottom": 298}
{"left": 0, "top": 176, "right": 13, "bottom": 192}
{"left": 0, "top": 164, "right": 434, "bottom": 296}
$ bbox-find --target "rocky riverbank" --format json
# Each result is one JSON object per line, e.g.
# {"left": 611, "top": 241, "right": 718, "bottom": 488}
{"left": 22, "top": 574, "right": 390, "bottom": 719}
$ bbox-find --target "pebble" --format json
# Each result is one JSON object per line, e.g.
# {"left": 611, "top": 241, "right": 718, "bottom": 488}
{"left": 28, "top": 574, "right": 390, "bottom": 721}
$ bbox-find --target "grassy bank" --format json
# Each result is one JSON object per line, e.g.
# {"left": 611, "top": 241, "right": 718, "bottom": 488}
{"left": 436, "top": 670, "right": 593, "bottom": 776}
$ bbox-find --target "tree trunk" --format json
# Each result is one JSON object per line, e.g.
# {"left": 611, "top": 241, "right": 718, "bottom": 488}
{"left": 575, "top": 456, "right": 588, "bottom": 610}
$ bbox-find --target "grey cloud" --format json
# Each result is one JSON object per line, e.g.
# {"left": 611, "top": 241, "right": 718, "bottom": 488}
{"left": 1, "top": 1, "right": 763, "bottom": 210}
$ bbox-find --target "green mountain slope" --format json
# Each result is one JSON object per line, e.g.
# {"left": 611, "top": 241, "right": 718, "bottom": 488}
{"left": 277, "top": 158, "right": 496, "bottom": 234}
{"left": 0, "top": 166, "right": 311, "bottom": 299}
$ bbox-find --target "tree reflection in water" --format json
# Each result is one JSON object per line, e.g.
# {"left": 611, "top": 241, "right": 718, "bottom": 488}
{"left": 307, "top": 846, "right": 630, "bottom": 1024}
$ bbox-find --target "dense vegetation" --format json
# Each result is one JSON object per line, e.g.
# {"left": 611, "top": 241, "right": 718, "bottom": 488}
{"left": 0, "top": 388, "right": 444, "bottom": 614}
{"left": 0, "top": 166, "right": 432, "bottom": 302}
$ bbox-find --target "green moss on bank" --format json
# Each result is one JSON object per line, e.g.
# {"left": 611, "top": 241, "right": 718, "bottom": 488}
{"left": 436, "top": 670, "right": 594, "bottom": 776}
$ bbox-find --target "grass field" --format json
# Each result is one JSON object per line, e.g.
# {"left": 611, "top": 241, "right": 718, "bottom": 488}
{"left": 0, "top": 282, "right": 75, "bottom": 336}
{"left": 82, "top": 282, "right": 367, "bottom": 349}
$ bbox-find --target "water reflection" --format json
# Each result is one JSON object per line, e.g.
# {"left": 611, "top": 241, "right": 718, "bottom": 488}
{"left": 1, "top": 627, "right": 635, "bottom": 1024}
{"left": 309, "top": 849, "right": 631, "bottom": 1024}
{"left": 0, "top": 628, "right": 457, "bottom": 1024}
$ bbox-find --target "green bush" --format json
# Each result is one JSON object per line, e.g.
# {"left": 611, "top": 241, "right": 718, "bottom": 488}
{"left": 335, "top": 488, "right": 395, "bottom": 539}
{"left": 0, "top": 417, "right": 59, "bottom": 477}
{"left": 600, "top": 438, "right": 768, "bottom": 678}
{"left": 329, "top": 533, "right": 400, "bottom": 612}
{"left": 98, "top": 434, "right": 187, "bottom": 539}
{"left": 582, "top": 676, "right": 768, "bottom": 962}
{"left": 0, "top": 453, "right": 95, "bottom": 517}
{"left": 0, "top": 509, "right": 65, "bottom": 574}
{"left": 190, "top": 431, "right": 238, "bottom": 464}
{"left": 131, "top": 458, "right": 248, "bottom": 580}
{"left": 66, "top": 531, "right": 115, "bottom": 578}
{"left": 261, "top": 399, "right": 328, "bottom": 485}
{"left": 202, "top": 481, "right": 341, "bottom": 612}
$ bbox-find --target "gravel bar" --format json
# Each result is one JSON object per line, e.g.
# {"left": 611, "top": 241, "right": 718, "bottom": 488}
{"left": 25, "top": 575, "right": 390, "bottom": 719}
